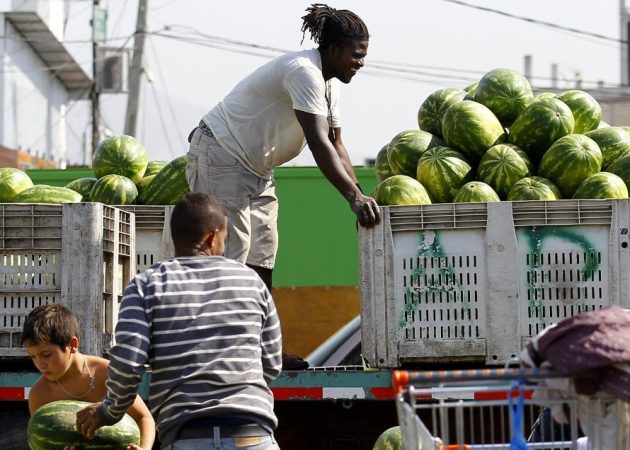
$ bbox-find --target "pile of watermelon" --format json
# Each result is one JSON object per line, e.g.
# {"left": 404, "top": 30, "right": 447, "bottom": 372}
{"left": 0, "top": 135, "right": 189, "bottom": 205}
{"left": 373, "top": 67, "right": 630, "bottom": 205}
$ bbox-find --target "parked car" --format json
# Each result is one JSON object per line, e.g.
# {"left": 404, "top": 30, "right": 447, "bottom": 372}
{"left": 305, "top": 315, "right": 362, "bottom": 367}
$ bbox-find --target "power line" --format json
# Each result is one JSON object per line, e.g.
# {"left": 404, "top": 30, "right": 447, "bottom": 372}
{"left": 149, "top": 33, "right": 185, "bottom": 154}
{"left": 441, "top": 0, "right": 627, "bottom": 45}
{"left": 151, "top": 27, "right": 625, "bottom": 89}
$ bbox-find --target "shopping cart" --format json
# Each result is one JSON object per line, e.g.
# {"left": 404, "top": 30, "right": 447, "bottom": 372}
{"left": 392, "top": 368, "right": 630, "bottom": 450}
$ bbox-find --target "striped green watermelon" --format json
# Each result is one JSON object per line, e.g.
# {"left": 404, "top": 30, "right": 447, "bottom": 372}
{"left": 387, "top": 130, "right": 444, "bottom": 177}
{"left": 92, "top": 135, "right": 148, "bottom": 183}
{"left": 555, "top": 90, "right": 601, "bottom": 134}
{"left": 13, "top": 185, "right": 82, "bottom": 204}
{"left": 27, "top": 400, "right": 140, "bottom": 450}
{"left": 599, "top": 121, "right": 611, "bottom": 129}
{"left": 0, "top": 167, "right": 33, "bottom": 201}
{"left": 373, "top": 175, "right": 431, "bottom": 206}
{"left": 509, "top": 98, "right": 574, "bottom": 162}
{"left": 572, "top": 172, "right": 628, "bottom": 199}
{"left": 607, "top": 154, "right": 630, "bottom": 188}
{"left": 474, "top": 68, "right": 533, "bottom": 126}
{"left": 135, "top": 175, "right": 156, "bottom": 198}
{"left": 441, "top": 100, "right": 505, "bottom": 161}
{"left": 584, "top": 126, "right": 630, "bottom": 169}
{"left": 375, "top": 144, "right": 394, "bottom": 182}
{"left": 534, "top": 92, "right": 556, "bottom": 101}
{"left": 65, "top": 177, "right": 98, "bottom": 201}
{"left": 476, "top": 143, "right": 531, "bottom": 199}
{"left": 538, "top": 134, "right": 602, "bottom": 198}
{"left": 138, "top": 156, "right": 190, "bottom": 205}
{"left": 463, "top": 81, "right": 478, "bottom": 96}
{"left": 620, "top": 125, "right": 630, "bottom": 134}
{"left": 417, "top": 88, "right": 470, "bottom": 137}
{"left": 507, "top": 176, "right": 561, "bottom": 201}
{"left": 90, "top": 174, "right": 138, "bottom": 205}
{"left": 453, "top": 181, "right": 500, "bottom": 203}
{"left": 144, "top": 160, "right": 168, "bottom": 177}
{"left": 416, "top": 146, "right": 472, "bottom": 203}
{"left": 373, "top": 425, "right": 403, "bottom": 450}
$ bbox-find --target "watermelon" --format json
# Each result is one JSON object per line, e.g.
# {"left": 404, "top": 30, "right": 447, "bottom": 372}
{"left": 507, "top": 176, "right": 561, "bottom": 201}
{"left": 474, "top": 68, "right": 533, "bottom": 126}
{"left": 92, "top": 135, "right": 148, "bottom": 183}
{"left": 89, "top": 174, "right": 138, "bottom": 205}
{"left": 373, "top": 425, "right": 403, "bottom": 450}
{"left": 538, "top": 134, "right": 602, "bottom": 198}
{"left": 375, "top": 144, "right": 394, "bottom": 182}
{"left": 386, "top": 130, "right": 444, "bottom": 177}
{"left": 476, "top": 143, "right": 531, "bottom": 199}
{"left": 13, "top": 185, "right": 82, "bottom": 204}
{"left": 572, "top": 172, "right": 628, "bottom": 199}
{"left": 416, "top": 146, "right": 472, "bottom": 203}
{"left": 555, "top": 90, "right": 601, "bottom": 133}
{"left": 0, "top": 167, "right": 33, "bottom": 202}
{"left": 607, "top": 154, "right": 630, "bottom": 188}
{"left": 584, "top": 126, "right": 630, "bottom": 169}
{"left": 453, "top": 181, "right": 500, "bottom": 203}
{"left": 534, "top": 92, "right": 556, "bottom": 101}
{"left": 138, "top": 155, "right": 190, "bottom": 205}
{"left": 65, "top": 177, "right": 98, "bottom": 201}
{"left": 509, "top": 98, "right": 574, "bottom": 162}
{"left": 620, "top": 125, "right": 630, "bottom": 134}
{"left": 441, "top": 100, "right": 505, "bottom": 161}
{"left": 599, "top": 121, "right": 611, "bottom": 129}
{"left": 135, "top": 175, "right": 156, "bottom": 197}
{"left": 144, "top": 160, "right": 168, "bottom": 177}
{"left": 373, "top": 175, "right": 431, "bottom": 206}
{"left": 27, "top": 400, "right": 140, "bottom": 450}
{"left": 418, "top": 88, "right": 470, "bottom": 137}
{"left": 463, "top": 81, "right": 478, "bottom": 96}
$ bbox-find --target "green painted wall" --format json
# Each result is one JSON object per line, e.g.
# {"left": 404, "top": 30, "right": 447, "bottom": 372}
{"left": 26, "top": 166, "right": 380, "bottom": 288}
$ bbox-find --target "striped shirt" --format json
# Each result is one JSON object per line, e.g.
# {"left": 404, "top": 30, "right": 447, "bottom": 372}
{"left": 97, "top": 256, "right": 283, "bottom": 446}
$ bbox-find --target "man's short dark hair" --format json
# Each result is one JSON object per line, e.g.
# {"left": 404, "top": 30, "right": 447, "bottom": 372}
{"left": 171, "top": 192, "right": 226, "bottom": 246}
{"left": 21, "top": 303, "right": 80, "bottom": 349}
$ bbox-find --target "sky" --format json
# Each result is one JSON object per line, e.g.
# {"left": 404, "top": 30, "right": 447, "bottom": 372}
{"left": 57, "top": 0, "right": 622, "bottom": 167}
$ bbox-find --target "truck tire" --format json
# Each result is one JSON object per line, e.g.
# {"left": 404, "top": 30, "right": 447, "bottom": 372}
{"left": 0, "top": 403, "right": 29, "bottom": 450}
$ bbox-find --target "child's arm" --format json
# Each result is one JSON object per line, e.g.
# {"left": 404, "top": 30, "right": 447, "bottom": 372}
{"left": 125, "top": 395, "right": 155, "bottom": 450}
{"left": 27, "top": 381, "right": 46, "bottom": 415}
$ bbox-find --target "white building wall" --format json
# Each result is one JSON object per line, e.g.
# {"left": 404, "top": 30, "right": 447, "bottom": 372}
{"left": 0, "top": 16, "right": 69, "bottom": 165}
{"left": 9, "top": 0, "right": 65, "bottom": 41}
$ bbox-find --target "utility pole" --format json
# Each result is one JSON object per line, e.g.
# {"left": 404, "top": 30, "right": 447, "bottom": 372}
{"left": 124, "top": 0, "right": 148, "bottom": 136}
{"left": 621, "top": 0, "right": 629, "bottom": 85}
{"left": 91, "top": 1, "right": 107, "bottom": 153}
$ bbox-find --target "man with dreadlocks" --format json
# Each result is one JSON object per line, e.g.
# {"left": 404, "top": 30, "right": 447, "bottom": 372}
{"left": 185, "top": 4, "right": 378, "bottom": 369}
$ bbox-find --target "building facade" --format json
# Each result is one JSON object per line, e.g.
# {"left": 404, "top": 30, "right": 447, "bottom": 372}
{"left": 0, "top": 0, "right": 90, "bottom": 169}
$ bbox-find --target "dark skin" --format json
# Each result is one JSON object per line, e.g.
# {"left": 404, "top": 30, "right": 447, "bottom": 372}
{"left": 253, "top": 38, "right": 380, "bottom": 291}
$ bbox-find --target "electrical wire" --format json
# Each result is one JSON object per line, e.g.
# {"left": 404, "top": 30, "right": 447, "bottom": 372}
{"left": 441, "top": 0, "right": 627, "bottom": 45}
{"left": 147, "top": 35, "right": 185, "bottom": 148}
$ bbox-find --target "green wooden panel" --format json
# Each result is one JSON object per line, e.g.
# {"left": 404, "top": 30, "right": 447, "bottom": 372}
{"left": 25, "top": 166, "right": 380, "bottom": 287}
{"left": 274, "top": 167, "right": 379, "bottom": 287}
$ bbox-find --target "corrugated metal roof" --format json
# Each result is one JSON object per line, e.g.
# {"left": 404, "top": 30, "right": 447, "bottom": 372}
{"left": 4, "top": 11, "right": 92, "bottom": 93}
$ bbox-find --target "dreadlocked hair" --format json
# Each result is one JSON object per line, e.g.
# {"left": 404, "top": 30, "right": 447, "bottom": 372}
{"left": 301, "top": 3, "right": 369, "bottom": 48}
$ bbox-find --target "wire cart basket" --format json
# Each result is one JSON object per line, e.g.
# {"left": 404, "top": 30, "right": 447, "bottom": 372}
{"left": 392, "top": 368, "right": 630, "bottom": 450}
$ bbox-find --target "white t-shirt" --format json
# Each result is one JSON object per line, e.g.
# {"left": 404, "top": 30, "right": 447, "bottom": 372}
{"left": 203, "top": 49, "right": 341, "bottom": 179}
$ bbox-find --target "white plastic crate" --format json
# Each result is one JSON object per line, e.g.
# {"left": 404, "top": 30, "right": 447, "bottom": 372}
{"left": 359, "top": 199, "right": 630, "bottom": 368}
{"left": 119, "top": 206, "right": 174, "bottom": 273}
{"left": 0, "top": 203, "right": 135, "bottom": 358}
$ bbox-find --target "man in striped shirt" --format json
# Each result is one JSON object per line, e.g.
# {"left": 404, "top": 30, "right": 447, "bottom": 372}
{"left": 76, "top": 192, "right": 283, "bottom": 449}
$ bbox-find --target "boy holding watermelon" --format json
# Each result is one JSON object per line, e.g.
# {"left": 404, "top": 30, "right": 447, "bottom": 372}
{"left": 22, "top": 303, "right": 156, "bottom": 449}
